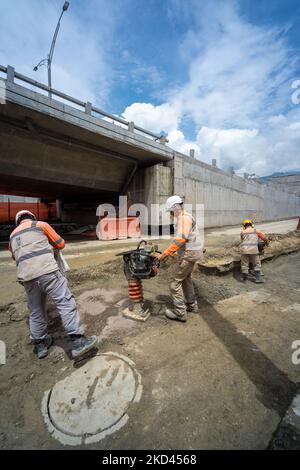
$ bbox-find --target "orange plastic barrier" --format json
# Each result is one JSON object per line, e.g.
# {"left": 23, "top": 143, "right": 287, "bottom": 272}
{"left": 0, "top": 202, "right": 56, "bottom": 223}
{"left": 97, "top": 217, "right": 141, "bottom": 240}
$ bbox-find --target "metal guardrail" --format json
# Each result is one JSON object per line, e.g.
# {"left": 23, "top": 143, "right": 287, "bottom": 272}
{"left": 0, "top": 64, "right": 168, "bottom": 144}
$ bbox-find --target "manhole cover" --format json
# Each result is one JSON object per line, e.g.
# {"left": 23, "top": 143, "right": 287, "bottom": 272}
{"left": 42, "top": 352, "right": 142, "bottom": 446}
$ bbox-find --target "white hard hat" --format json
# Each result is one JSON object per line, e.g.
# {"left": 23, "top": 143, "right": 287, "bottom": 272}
{"left": 165, "top": 195, "right": 183, "bottom": 212}
{"left": 15, "top": 210, "right": 36, "bottom": 226}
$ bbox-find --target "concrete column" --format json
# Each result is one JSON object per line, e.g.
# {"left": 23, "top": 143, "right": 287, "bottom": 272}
{"left": 128, "top": 121, "right": 135, "bottom": 133}
{"left": 7, "top": 65, "right": 15, "bottom": 83}
{"left": 56, "top": 200, "right": 62, "bottom": 221}
{"left": 85, "top": 102, "right": 92, "bottom": 115}
{"left": 159, "top": 136, "right": 167, "bottom": 145}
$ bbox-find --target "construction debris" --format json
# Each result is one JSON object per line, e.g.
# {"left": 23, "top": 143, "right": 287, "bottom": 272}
{"left": 198, "top": 230, "right": 300, "bottom": 273}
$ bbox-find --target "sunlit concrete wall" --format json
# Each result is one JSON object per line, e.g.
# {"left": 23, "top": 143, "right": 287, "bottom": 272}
{"left": 173, "top": 154, "right": 300, "bottom": 228}
{"left": 266, "top": 174, "right": 300, "bottom": 197}
{"left": 132, "top": 155, "right": 300, "bottom": 228}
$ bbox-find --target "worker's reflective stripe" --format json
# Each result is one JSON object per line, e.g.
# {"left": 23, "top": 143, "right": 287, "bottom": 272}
{"left": 241, "top": 230, "right": 257, "bottom": 237}
{"left": 163, "top": 211, "right": 203, "bottom": 259}
{"left": 51, "top": 237, "right": 63, "bottom": 247}
{"left": 172, "top": 239, "right": 185, "bottom": 247}
{"left": 16, "top": 249, "right": 53, "bottom": 266}
{"left": 176, "top": 233, "right": 188, "bottom": 240}
{"left": 186, "top": 242, "right": 203, "bottom": 250}
{"left": 241, "top": 243, "right": 258, "bottom": 246}
{"left": 10, "top": 227, "right": 43, "bottom": 241}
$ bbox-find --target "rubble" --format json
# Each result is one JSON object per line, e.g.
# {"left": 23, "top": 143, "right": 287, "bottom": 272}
{"left": 198, "top": 230, "right": 300, "bottom": 273}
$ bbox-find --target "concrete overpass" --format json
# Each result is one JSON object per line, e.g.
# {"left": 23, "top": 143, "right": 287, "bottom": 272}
{"left": 1, "top": 64, "right": 300, "bottom": 227}
{"left": 0, "top": 65, "right": 173, "bottom": 203}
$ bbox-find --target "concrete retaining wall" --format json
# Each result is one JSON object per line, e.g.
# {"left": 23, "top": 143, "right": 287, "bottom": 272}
{"left": 266, "top": 174, "right": 300, "bottom": 197}
{"left": 130, "top": 154, "right": 300, "bottom": 228}
{"left": 174, "top": 154, "right": 300, "bottom": 227}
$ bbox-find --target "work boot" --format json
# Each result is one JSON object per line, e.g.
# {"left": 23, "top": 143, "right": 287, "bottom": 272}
{"left": 240, "top": 273, "right": 248, "bottom": 282}
{"left": 250, "top": 268, "right": 264, "bottom": 277}
{"left": 186, "top": 302, "right": 199, "bottom": 313}
{"left": 255, "top": 271, "right": 264, "bottom": 284}
{"left": 165, "top": 308, "right": 187, "bottom": 322}
{"left": 34, "top": 335, "right": 53, "bottom": 359}
{"left": 71, "top": 335, "right": 98, "bottom": 359}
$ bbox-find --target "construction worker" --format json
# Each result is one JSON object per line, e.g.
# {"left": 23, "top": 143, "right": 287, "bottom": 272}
{"left": 9, "top": 210, "right": 97, "bottom": 359}
{"left": 157, "top": 196, "right": 204, "bottom": 322}
{"left": 240, "top": 219, "right": 269, "bottom": 283}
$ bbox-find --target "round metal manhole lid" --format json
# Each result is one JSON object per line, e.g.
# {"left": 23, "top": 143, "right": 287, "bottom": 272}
{"left": 42, "top": 352, "right": 142, "bottom": 446}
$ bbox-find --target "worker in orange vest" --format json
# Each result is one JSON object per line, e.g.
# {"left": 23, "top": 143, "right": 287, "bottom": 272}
{"left": 9, "top": 210, "right": 97, "bottom": 359}
{"left": 240, "top": 219, "right": 269, "bottom": 283}
{"left": 157, "top": 196, "right": 204, "bottom": 322}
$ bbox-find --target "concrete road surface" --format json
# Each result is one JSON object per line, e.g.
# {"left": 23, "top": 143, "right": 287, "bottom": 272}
{"left": 207, "top": 218, "right": 299, "bottom": 237}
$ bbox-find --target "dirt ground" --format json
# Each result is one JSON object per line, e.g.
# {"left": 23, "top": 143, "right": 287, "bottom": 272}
{"left": 0, "top": 229, "right": 300, "bottom": 449}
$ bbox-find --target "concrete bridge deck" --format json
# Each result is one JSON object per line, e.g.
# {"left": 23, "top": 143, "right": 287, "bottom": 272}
{"left": 0, "top": 65, "right": 173, "bottom": 199}
{"left": 1, "top": 64, "right": 300, "bottom": 228}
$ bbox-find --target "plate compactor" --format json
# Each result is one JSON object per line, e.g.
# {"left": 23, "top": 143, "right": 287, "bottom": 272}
{"left": 116, "top": 240, "right": 160, "bottom": 321}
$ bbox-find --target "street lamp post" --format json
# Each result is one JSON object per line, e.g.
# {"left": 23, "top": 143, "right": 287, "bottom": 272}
{"left": 33, "top": 1, "right": 70, "bottom": 99}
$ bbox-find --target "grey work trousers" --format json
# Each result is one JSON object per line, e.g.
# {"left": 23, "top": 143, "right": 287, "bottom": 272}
{"left": 240, "top": 254, "right": 261, "bottom": 274}
{"left": 23, "top": 270, "right": 82, "bottom": 341}
{"left": 170, "top": 258, "right": 197, "bottom": 316}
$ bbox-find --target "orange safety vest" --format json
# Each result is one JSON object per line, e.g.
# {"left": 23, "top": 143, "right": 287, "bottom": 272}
{"left": 163, "top": 210, "right": 204, "bottom": 261}
{"left": 240, "top": 227, "right": 268, "bottom": 255}
{"left": 9, "top": 220, "right": 65, "bottom": 282}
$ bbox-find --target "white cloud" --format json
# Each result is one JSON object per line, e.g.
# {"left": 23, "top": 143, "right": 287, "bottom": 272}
{"left": 288, "top": 122, "right": 300, "bottom": 131}
{"left": 1, "top": 0, "right": 299, "bottom": 176}
{"left": 193, "top": 117, "right": 300, "bottom": 175}
{"left": 0, "top": 0, "right": 116, "bottom": 106}
{"left": 170, "top": 1, "right": 297, "bottom": 129}
{"left": 195, "top": 126, "right": 265, "bottom": 173}
{"left": 122, "top": 102, "right": 180, "bottom": 134}
{"left": 122, "top": 0, "right": 300, "bottom": 175}
{"left": 119, "top": 53, "right": 165, "bottom": 93}
{"left": 268, "top": 114, "right": 287, "bottom": 127}
{"left": 167, "top": 130, "right": 200, "bottom": 157}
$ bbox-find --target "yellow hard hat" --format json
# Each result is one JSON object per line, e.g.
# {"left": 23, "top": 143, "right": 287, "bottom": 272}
{"left": 242, "top": 219, "right": 254, "bottom": 228}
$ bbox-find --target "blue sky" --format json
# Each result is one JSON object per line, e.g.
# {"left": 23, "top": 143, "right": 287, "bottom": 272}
{"left": 1, "top": 0, "right": 300, "bottom": 175}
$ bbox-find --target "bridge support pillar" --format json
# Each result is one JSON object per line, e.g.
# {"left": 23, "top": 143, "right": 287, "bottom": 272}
{"left": 56, "top": 200, "right": 62, "bottom": 221}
